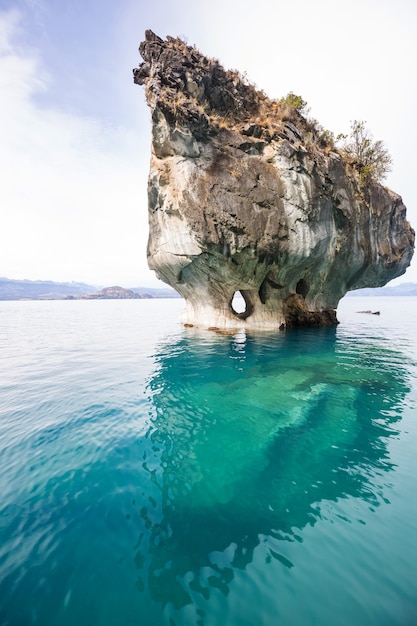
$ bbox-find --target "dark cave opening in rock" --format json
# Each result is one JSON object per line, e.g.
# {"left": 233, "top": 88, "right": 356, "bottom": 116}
{"left": 231, "top": 291, "right": 253, "bottom": 319}
{"left": 296, "top": 278, "right": 309, "bottom": 299}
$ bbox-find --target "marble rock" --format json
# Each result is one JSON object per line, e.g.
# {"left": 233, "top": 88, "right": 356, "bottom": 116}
{"left": 134, "top": 30, "right": 414, "bottom": 329}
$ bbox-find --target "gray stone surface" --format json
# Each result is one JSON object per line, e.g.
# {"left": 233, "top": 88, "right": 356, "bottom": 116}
{"left": 134, "top": 31, "right": 415, "bottom": 329}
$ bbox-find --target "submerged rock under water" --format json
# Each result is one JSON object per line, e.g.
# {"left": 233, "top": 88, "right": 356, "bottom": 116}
{"left": 135, "top": 327, "right": 410, "bottom": 611}
{"left": 134, "top": 30, "right": 414, "bottom": 329}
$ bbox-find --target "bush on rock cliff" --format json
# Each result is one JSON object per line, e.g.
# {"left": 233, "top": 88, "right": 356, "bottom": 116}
{"left": 339, "top": 120, "right": 392, "bottom": 186}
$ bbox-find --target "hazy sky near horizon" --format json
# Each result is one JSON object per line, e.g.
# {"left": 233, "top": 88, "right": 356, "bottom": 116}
{"left": 1, "top": 0, "right": 416, "bottom": 287}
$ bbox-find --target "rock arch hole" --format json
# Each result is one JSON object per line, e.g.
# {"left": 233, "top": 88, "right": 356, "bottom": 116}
{"left": 230, "top": 291, "right": 253, "bottom": 320}
{"left": 296, "top": 278, "right": 309, "bottom": 299}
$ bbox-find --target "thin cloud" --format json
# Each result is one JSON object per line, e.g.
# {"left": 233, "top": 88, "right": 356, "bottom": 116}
{"left": 0, "top": 9, "right": 153, "bottom": 287}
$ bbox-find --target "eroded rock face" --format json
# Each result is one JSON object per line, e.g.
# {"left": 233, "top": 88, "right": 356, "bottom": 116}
{"left": 134, "top": 30, "right": 414, "bottom": 329}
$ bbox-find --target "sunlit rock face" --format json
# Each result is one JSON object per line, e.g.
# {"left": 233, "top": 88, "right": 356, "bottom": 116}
{"left": 134, "top": 30, "right": 414, "bottom": 330}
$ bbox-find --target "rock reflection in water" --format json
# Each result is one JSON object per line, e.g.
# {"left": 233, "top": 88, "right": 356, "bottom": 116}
{"left": 134, "top": 327, "right": 409, "bottom": 612}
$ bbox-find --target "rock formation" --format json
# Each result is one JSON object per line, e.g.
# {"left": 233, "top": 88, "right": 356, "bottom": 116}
{"left": 134, "top": 30, "right": 414, "bottom": 330}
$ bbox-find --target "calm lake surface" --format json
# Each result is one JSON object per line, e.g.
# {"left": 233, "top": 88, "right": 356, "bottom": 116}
{"left": 0, "top": 296, "right": 416, "bottom": 626}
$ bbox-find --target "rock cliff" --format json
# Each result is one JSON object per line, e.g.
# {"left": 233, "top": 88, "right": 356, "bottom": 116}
{"left": 134, "top": 30, "right": 414, "bottom": 329}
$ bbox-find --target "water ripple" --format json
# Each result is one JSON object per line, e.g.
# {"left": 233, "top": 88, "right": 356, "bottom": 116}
{"left": 0, "top": 299, "right": 416, "bottom": 626}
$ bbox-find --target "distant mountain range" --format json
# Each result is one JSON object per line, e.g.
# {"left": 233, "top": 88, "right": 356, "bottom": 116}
{"left": 70, "top": 285, "right": 179, "bottom": 300}
{"left": 0, "top": 278, "right": 179, "bottom": 300}
{"left": 1, "top": 277, "right": 416, "bottom": 301}
{"left": 347, "top": 283, "right": 417, "bottom": 297}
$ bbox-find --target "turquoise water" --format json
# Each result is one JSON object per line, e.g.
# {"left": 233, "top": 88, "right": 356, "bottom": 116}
{"left": 0, "top": 297, "right": 416, "bottom": 625}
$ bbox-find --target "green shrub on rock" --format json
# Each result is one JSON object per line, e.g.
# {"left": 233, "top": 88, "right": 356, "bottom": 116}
{"left": 339, "top": 120, "right": 392, "bottom": 186}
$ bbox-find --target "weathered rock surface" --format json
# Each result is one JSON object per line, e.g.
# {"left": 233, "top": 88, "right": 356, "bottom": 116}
{"left": 134, "top": 30, "right": 415, "bottom": 329}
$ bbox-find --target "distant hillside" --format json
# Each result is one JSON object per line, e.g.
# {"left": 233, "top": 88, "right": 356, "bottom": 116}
{"left": 66, "top": 286, "right": 141, "bottom": 300}
{"left": 130, "top": 287, "right": 180, "bottom": 298}
{"left": 0, "top": 277, "right": 180, "bottom": 300}
{"left": 347, "top": 283, "right": 417, "bottom": 297}
{"left": 0, "top": 277, "right": 97, "bottom": 300}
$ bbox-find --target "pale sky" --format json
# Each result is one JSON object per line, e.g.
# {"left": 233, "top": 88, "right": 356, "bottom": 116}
{"left": 1, "top": 0, "right": 416, "bottom": 288}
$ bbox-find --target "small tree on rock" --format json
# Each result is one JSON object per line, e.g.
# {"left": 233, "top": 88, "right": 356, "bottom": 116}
{"left": 339, "top": 120, "right": 392, "bottom": 187}
{"left": 280, "top": 92, "right": 308, "bottom": 113}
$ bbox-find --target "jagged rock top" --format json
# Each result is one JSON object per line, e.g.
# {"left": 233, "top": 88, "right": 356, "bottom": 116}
{"left": 134, "top": 30, "right": 259, "bottom": 124}
{"left": 133, "top": 30, "right": 323, "bottom": 150}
